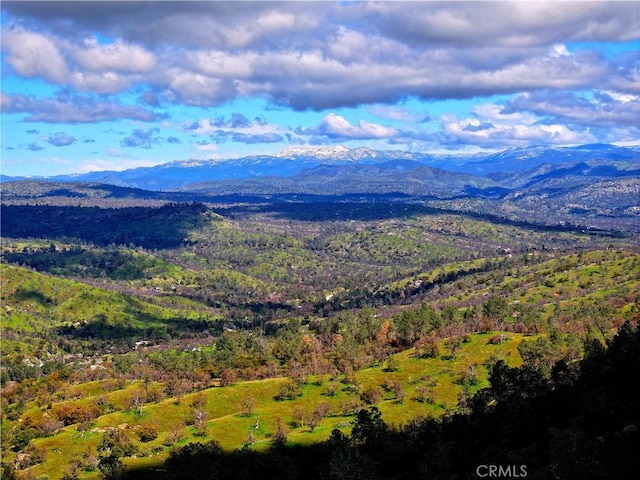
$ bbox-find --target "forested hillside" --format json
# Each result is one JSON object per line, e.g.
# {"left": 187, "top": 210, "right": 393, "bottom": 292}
{"left": 1, "top": 197, "right": 638, "bottom": 479}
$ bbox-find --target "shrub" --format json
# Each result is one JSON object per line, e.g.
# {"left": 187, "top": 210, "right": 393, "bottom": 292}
{"left": 275, "top": 379, "right": 302, "bottom": 401}
{"left": 52, "top": 403, "right": 99, "bottom": 426}
{"left": 360, "top": 386, "right": 383, "bottom": 405}
{"left": 138, "top": 424, "right": 158, "bottom": 442}
{"left": 488, "top": 333, "right": 507, "bottom": 345}
{"left": 415, "top": 385, "right": 435, "bottom": 404}
{"left": 219, "top": 368, "right": 237, "bottom": 387}
{"left": 384, "top": 355, "right": 400, "bottom": 372}
{"left": 415, "top": 335, "right": 440, "bottom": 358}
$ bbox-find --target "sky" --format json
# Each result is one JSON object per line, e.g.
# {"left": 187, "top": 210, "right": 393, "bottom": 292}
{"left": 1, "top": 1, "right": 639, "bottom": 177}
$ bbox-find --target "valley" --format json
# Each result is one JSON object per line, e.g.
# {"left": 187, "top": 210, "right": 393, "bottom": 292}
{"left": 1, "top": 183, "right": 638, "bottom": 479}
{"left": 2, "top": 1, "right": 638, "bottom": 476}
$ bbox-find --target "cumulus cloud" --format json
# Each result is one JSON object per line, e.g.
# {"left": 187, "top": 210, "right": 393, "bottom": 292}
{"left": 505, "top": 90, "right": 640, "bottom": 128}
{"left": 120, "top": 128, "right": 161, "bottom": 149}
{"left": 70, "top": 71, "right": 130, "bottom": 94}
{"left": 194, "top": 142, "right": 219, "bottom": 153}
{"left": 72, "top": 37, "right": 156, "bottom": 73}
{"left": 1, "top": 1, "right": 637, "bottom": 153}
{"left": 606, "top": 51, "right": 640, "bottom": 95}
{"left": 185, "top": 113, "right": 285, "bottom": 144}
{"left": 47, "top": 132, "right": 77, "bottom": 146}
{"left": 120, "top": 128, "right": 189, "bottom": 149}
{"left": 440, "top": 103, "right": 598, "bottom": 147}
{"left": 363, "top": 2, "right": 639, "bottom": 47}
{"left": 1, "top": 26, "right": 139, "bottom": 94}
{"left": 1, "top": 92, "right": 162, "bottom": 123}
{"left": 25, "top": 142, "right": 44, "bottom": 152}
{"left": 226, "top": 132, "right": 283, "bottom": 144}
{"left": 2, "top": 2, "right": 634, "bottom": 111}
{"left": 2, "top": 26, "right": 69, "bottom": 83}
{"left": 306, "top": 113, "right": 400, "bottom": 140}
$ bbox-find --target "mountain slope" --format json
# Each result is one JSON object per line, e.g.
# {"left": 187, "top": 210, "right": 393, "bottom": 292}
{"left": 181, "top": 160, "right": 501, "bottom": 197}
{"left": 1, "top": 144, "right": 637, "bottom": 191}
{"left": 455, "top": 144, "right": 639, "bottom": 175}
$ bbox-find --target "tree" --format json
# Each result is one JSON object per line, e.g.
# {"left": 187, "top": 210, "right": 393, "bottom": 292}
{"left": 482, "top": 295, "right": 509, "bottom": 322}
{"left": 219, "top": 368, "right": 237, "bottom": 387}
{"left": 137, "top": 424, "right": 158, "bottom": 442}
{"left": 275, "top": 379, "right": 301, "bottom": 401}
{"left": 97, "top": 429, "right": 136, "bottom": 480}
{"left": 241, "top": 397, "right": 255, "bottom": 417}
{"left": 98, "top": 428, "right": 137, "bottom": 459}
{"left": 360, "top": 386, "right": 383, "bottom": 405}
{"left": 272, "top": 416, "right": 287, "bottom": 447}
{"left": 190, "top": 393, "right": 207, "bottom": 409}
{"left": 518, "top": 336, "right": 557, "bottom": 374}
{"left": 192, "top": 408, "right": 209, "bottom": 436}
{"left": 384, "top": 355, "right": 399, "bottom": 372}
{"left": 98, "top": 455, "right": 125, "bottom": 480}
{"left": 309, "top": 402, "right": 331, "bottom": 432}
{"left": 350, "top": 407, "right": 387, "bottom": 448}
{"left": 62, "top": 458, "right": 83, "bottom": 480}
{"left": 292, "top": 407, "right": 306, "bottom": 428}
{"left": 53, "top": 403, "right": 99, "bottom": 426}
{"left": 392, "top": 381, "right": 405, "bottom": 403}
{"left": 214, "top": 332, "right": 239, "bottom": 370}
{"left": 125, "top": 389, "right": 146, "bottom": 416}
{"left": 415, "top": 385, "right": 435, "bottom": 404}
{"left": 165, "top": 440, "right": 223, "bottom": 479}
{"left": 393, "top": 304, "right": 441, "bottom": 347}
{"left": 415, "top": 335, "right": 440, "bottom": 358}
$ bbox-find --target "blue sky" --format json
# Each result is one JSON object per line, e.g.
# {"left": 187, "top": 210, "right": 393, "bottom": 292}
{"left": 1, "top": 1, "right": 638, "bottom": 177}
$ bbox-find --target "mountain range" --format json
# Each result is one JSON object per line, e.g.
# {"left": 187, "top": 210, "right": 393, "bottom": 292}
{"left": 2, "top": 143, "right": 638, "bottom": 232}
{"left": 3, "top": 143, "right": 638, "bottom": 192}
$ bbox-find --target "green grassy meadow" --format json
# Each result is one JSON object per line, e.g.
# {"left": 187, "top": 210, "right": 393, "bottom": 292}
{"left": 16, "top": 332, "right": 526, "bottom": 479}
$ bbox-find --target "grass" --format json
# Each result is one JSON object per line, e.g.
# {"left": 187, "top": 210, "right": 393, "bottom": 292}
{"left": 19, "top": 332, "right": 527, "bottom": 479}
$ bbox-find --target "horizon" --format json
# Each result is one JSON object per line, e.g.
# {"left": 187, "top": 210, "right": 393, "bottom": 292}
{"left": 1, "top": 1, "right": 639, "bottom": 177}
{"left": 3, "top": 141, "right": 639, "bottom": 180}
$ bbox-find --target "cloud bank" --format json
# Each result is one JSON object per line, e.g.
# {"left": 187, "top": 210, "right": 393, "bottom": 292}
{"left": 1, "top": 1, "right": 638, "bottom": 174}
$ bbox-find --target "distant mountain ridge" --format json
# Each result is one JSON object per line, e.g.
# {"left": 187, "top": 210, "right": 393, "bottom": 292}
{"left": 2, "top": 146, "right": 639, "bottom": 232}
{"left": 179, "top": 160, "right": 502, "bottom": 198}
{"left": 1, "top": 144, "right": 637, "bottom": 192}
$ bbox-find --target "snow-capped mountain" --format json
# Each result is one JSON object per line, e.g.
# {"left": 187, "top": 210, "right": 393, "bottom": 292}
{"left": 2, "top": 144, "right": 637, "bottom": 191}
{"left": 275, "top": 145, "right": 351, "bottom": 159}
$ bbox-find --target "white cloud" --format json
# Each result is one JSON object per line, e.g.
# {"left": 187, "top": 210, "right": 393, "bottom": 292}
{"left": 1, "top": 93, "right": 161, "bottom": 123}
{"left": 163, "top": 69, "right": 232, "bottom": 106}
{"left": 440, "top": 102, "right": 598, "bottom": 147}
{"left": 71, "top": 71, "right": 130, "bottom": 94}
{"left": 550, "top": 44, "right": 570, "bottom": 58}
{"left": 2, "top": 26, "right": 69, "bottom": 83}
{"left": 506, "top": 90, "right": 640, "bottom": 128}
{"left": 317, "top": 113, "right": 400, "bottom": 140}
{"left": 72, "top": 37, "right": 156, "bottom": 73}
{"left": 186, "top": 50, "right": 254, "bottom": 79}
{"left": 2, "top": 2, "right": 638, "bottom": 152}
{"left": 185, "top": 115, "right": 283, "bottom": 137}
{"left": 364, "top": 2, "right": 639, "bottom": 47}
{"left": 1, "top": 5, "right": 628, "bottom": 112}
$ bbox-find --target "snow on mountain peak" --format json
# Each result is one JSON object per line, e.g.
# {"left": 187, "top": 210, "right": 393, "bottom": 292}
{"left": 275, "top": 145, "right": 350, "bottom": 158}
